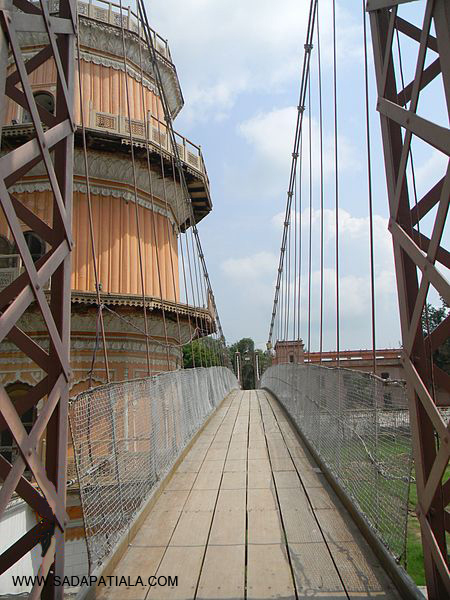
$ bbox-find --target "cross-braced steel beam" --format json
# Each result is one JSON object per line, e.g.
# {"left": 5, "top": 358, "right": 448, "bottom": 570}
{"left": 0, "top": 0, "right": 75, "bottom": 597}
{"left": 367, "top": 0, "right": 449, "bottom": 597}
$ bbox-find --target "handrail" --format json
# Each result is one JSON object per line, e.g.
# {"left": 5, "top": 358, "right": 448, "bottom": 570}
{"left": 88, "top": 108, "right": 208, "bottom": 179}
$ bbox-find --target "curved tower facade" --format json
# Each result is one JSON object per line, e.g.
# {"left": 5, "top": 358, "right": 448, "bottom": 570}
{"left": 0, "top": 0, "right": 214, "bottom": 395}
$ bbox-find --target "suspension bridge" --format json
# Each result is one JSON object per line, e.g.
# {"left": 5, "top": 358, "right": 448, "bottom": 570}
{"left": 0, "top": 0, "right": 448, "bottom": 599}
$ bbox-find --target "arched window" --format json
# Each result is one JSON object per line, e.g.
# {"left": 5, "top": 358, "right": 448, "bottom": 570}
{"left": 23, "top": 231, "right": 46, "bottom": 262}
{"left": 22, "top": 91, "right": 55, "bottom": 124}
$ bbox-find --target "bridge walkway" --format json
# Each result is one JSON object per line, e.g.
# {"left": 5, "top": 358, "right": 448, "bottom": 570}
{"left": 97, "top": 389, "right": 401, "bottom": 600}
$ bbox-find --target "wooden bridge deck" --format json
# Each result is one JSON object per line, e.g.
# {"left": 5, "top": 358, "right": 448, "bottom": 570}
{"left": 97, "top": 389, "right": 401, "bottom": 600}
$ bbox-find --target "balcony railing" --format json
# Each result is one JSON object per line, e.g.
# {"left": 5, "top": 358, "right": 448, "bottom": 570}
{"left": 49, "top": 0, "right": 172, "bottom": 61}
{"left": 89, "top": 109, "right": 209, "bottom": 181}
{"left": 0, "top": 255, "right": 50, "bottom": 292}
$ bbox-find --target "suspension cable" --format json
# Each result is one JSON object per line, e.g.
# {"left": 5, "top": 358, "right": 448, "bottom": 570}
{"left": 307, "top": 76, "right": 313, "bottom": 362}
{"left": 362, "top": 0, "right": 377, "bottom": 374}
{"left": 75, "top": 12, "right": 110, "bottom": 384}
{"left": 317, "top": 1, "right": 324, "bottom": 363}
{"left": 118, "top": 0, "right": 151, "bottom": 374}
{"left": 267, "top": 0, "right": 317, "bottom": 347}
{"left": 332, "top": 0, "right": 340, "bottom": 366}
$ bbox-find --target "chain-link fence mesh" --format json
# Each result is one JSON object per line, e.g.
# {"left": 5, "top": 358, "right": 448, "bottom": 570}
{"left": 69, "top": 367, "right": 238, "bottom": 571}
{"left": 261, "top": 363, "right": 412, "bottom": 563}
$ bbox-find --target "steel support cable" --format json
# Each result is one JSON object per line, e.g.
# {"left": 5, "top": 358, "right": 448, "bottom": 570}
{"left": 297, "top": 130, "right": 303, "bottom": 342}
{"left": 195, "top": 227, "right": 214, "bottom": 366}
{"left": 118, "top": 0, "right": 151, "bottom": 374}
{"left": 185, "top": 229, "right": 203, "bottom": 367}
{"left": 267, "top": 0, "right": 318, "bottom": 346}
{"left": 395, "top": 22, "right": 438, "bottom": 402}
{"left": 182, "top": 230, "right": 203, "bottom": 367}
{"left": 293, "top": 164, "right": 298, "bottom": 341}
{"left": 179, "top": 229, "right": 196, "bottom": 367}
{"left": 137, "top": 0, "right": 227, "bottom": 357}
{"left": 154, "top": 110, "right": 184, "bottom": 360}
{"left": 362, "top": 0, "right": 377, "bottom": 374}
{"left": 171, "top": 161, "right": 196, "bottom": 366}
{"left": 307, "top": 76, "right": 313, "bottom": 363}
{"left": 332, "top": 0, "right": 340, "bottom": 366}
{"left": 190, "top": 225, "right": 208, "bottom": 365}
{"left": 286, "top": 199, "right": 292, "bottom": 340}
{"left": 75, "top": 14, "right": 110, "bottom": 383}
{"left": 101, "top": 304, "right": 200, "bottom": 348}
{"left": 135, "top": 34, "right": 172, "bottom": 369}
{"left": 317, "top": 2, "right": 324, "bottom": 363}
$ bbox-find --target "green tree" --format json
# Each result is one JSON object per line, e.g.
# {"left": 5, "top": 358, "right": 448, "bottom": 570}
{"left": 183, "top": 338, "right": 224, "bottom": 369}
{"left": 421, "top": 299, "right": 450, "bottom": 375}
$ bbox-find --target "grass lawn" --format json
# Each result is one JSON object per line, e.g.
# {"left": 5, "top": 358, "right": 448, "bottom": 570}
{"left": 406, "top": 465, "right": 450, "bottom": 586}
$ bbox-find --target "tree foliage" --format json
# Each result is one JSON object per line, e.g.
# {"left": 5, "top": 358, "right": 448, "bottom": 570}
{"left": 182, "top": 338, "right": 223, "bottom": 369}
{"left": 421, "top": 298, "right": 449, "bottom": 375}
{"left": 227, "top": 337, "right": 272, "bottom": 389}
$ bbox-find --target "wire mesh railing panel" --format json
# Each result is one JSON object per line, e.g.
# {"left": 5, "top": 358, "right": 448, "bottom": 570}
{"left": 69, "top": 367, "right": 238, "bottom": 570}
{"left": 261, "top": 363, "right": 412, "bottom": 563}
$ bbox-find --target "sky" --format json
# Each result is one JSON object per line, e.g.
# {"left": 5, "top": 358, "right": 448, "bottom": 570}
{"left": 149, "top": 0, "right": 448, "bottom": 350}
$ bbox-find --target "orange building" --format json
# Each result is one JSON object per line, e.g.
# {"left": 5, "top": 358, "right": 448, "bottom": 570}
{"left": 0, "top": 0, "right": 214, "bottom": 396}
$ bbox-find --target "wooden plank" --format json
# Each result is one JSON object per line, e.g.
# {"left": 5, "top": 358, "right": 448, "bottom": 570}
{"left": 216, "top": 488, "right": 246, "bottom": 511}
{"left": 248, "top": 509, "right": 284, "bottom": 544}
{"left": 220, "top": 471, "right": 246, "bottom": 489}
{"left": 192, "top": 469, "right": 222, "bottom": 490}
{"left": 184, "top": 489, "right": 218, "bottom": 512}
{"left": 271, "top": 457, "right": 295, "bottom": 471}
{"left": 273, "top": 470, "right": 301, "bottom": 488}
{"left": 152, "top": 490, "right": 190, "bottom": 513}
{"left": 224, "top": 459, "right": 247, "bottom": 472}
{"left": 248, "top": 446, "right": 268, "bottom": 459}
{"left": 205, "top": 447, "right": 228, "bottom": 461}
{"left": 328, "top": 541, "right": 402, "bottom": 599}
{"left": 247, "top": 544, "right": 295, "bottom": 600}
{"left": 277, "top": 487, "right": 310, "bottom": 512}
{"left": 315, "top": 509, "right": 359, "bottom": 543}
{"left": 282, "top": 508, "right": 323, "bottom": 543}
{"left": 176, "top": 460, "right": 203, "bottom": 473}
{"left": 247, "top": 488, "right": 278, "bottom": 511}
{"left": 169, "top": 510, "right": 213, "bottom": 547}
{"left": 196, "top": 545, "right": 245, "bottom": 600}
{"left": 165, "top": 472, "right": 197, "bottom": 491}
{"left": 226, "top": 445, "right": 248, "bottom": 460}
{"left": 97, "top": 546, "right": 166, "bottom": 600}
{"left": 247, "top": 470, "right": 274, "bottom": 489}
{"left": 289, "top": 542, "right": 347, "bottom": 598}
{"left": 148, "top": 546, "right": 204, "bottom": 600}
{"left": 248, "top": 439, "right": 267, "bottom": 449}
{"left": 306, "top": 486, "right": 341, "bottom": 510}
{"left": 199, "top": 460, "right": 225, "bottom": 473}
{"left": 132, "top": 509, "right": 181, "bottom": 548}
{"left": 248, "top": 458, "right": 272, "bottom": 473}
{"left": 209, "top": 509, "right": 246, "bottom": 545}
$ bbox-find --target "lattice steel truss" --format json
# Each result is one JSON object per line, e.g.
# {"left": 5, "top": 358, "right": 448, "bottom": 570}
{"left": 0, "top": 0, "right": 75, "bottom": 597}
{"left": 368, "top": 0, "right": 449, "bottom": 597}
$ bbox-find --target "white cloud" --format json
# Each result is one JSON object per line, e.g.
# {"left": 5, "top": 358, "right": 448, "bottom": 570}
{"left": 267, "top": 208, "right": 400, "bottom": 349}
{"left": 220, "top": 251, "right": 278, "bottom": 344}
{"left": 221, "top": 251, "right": 278, "bottom": 281}
{"left": 150, "top": 0, "right": 362, "bottom": 123}
{"left": 238, "top": 107, "right": 358, "bottom": 196}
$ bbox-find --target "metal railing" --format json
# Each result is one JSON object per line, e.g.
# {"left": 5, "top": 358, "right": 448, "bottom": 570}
{"left": 262, "top": 363, "right": 412, "bottom": 564}
{"left": 69, "top": 367, "right": 238, "bottom": 571}
{"left": 89, "top": 109, "right": 208, "bottom": 178}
